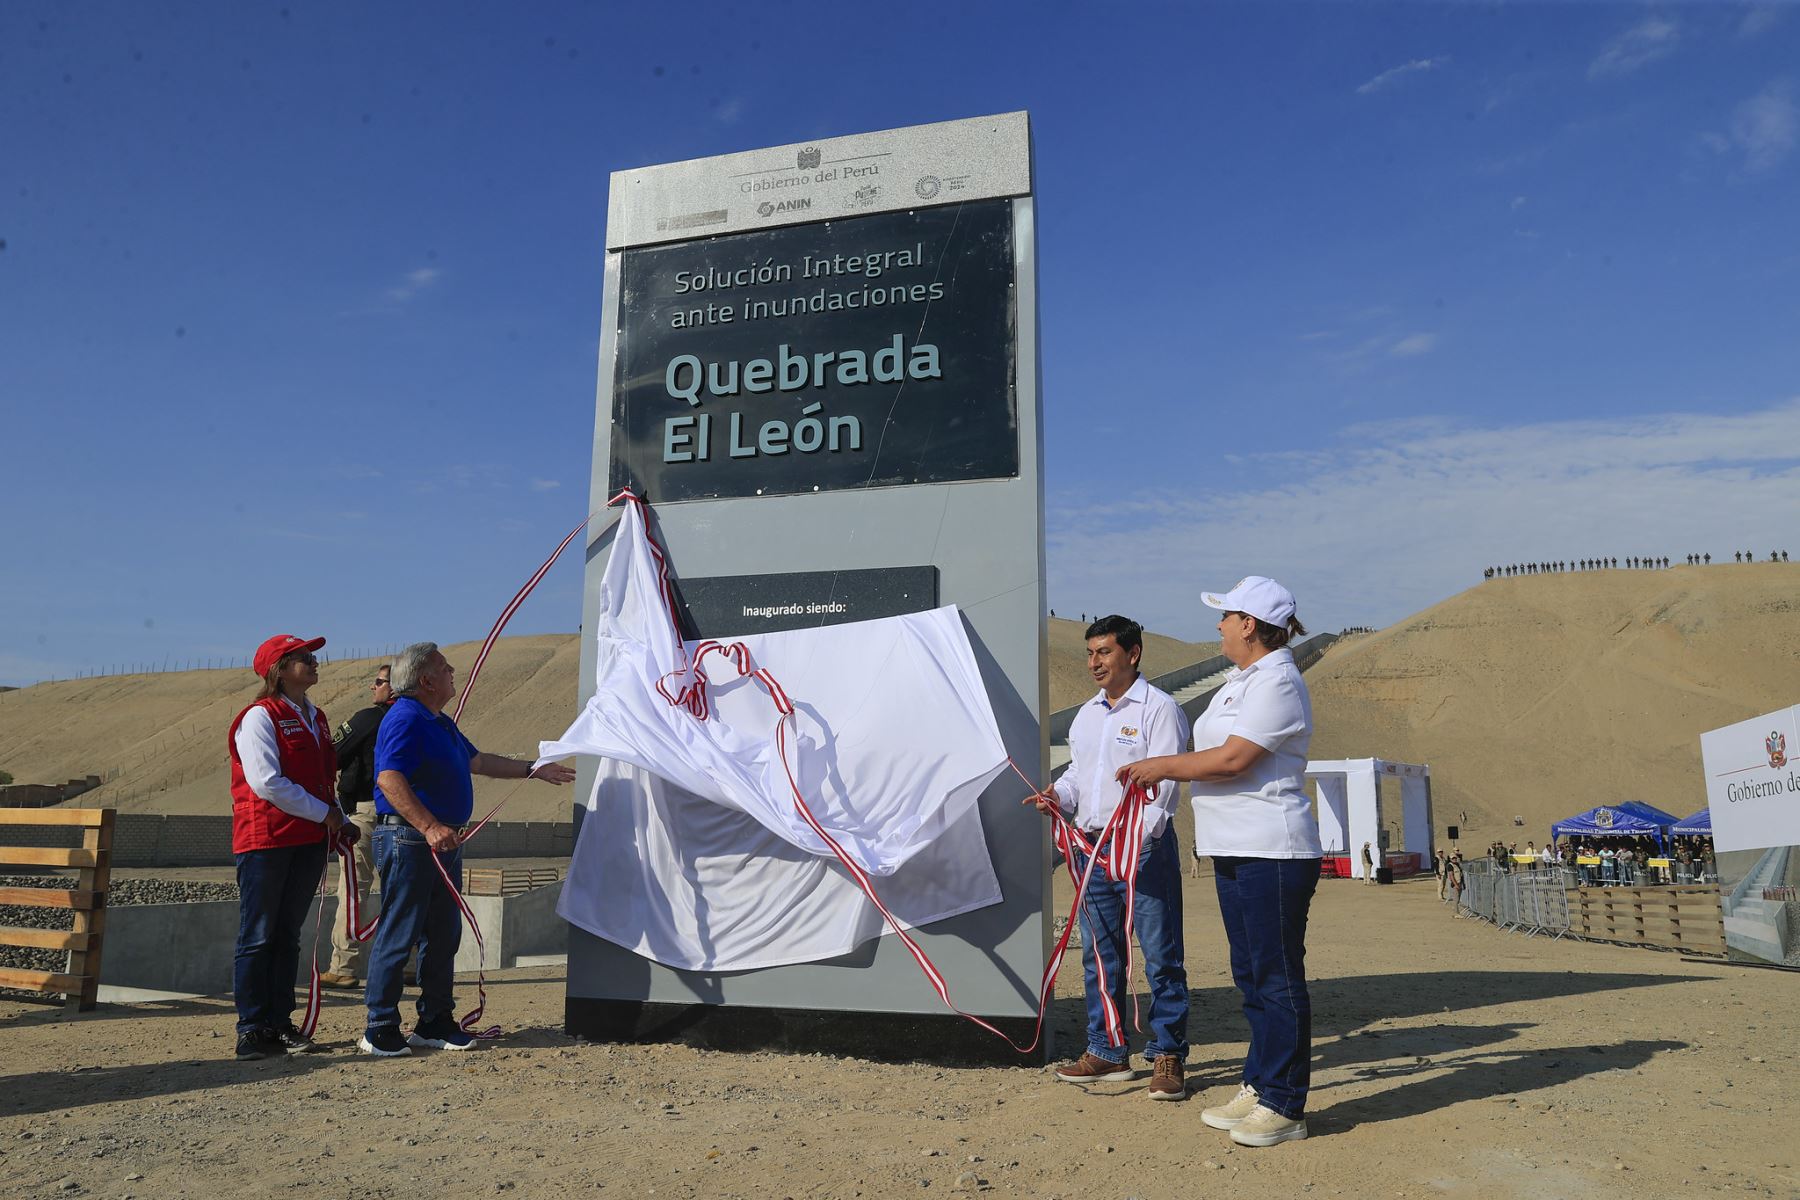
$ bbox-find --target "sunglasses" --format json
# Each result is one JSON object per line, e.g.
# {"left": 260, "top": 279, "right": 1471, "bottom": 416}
{"left": 373, "top": 677, "right": 390, "bottom": 687}
{"left": 289, "top": 653, "right": 318, "bottom": 667}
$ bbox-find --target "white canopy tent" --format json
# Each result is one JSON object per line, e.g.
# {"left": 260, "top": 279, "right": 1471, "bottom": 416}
{"left": 1307, "top": 758, "right": 1433, "bottom": 879}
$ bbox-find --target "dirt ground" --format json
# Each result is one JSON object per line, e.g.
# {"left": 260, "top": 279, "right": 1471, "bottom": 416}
{"left": 3, "top": 868, "right": 1794, "bottom": 1200}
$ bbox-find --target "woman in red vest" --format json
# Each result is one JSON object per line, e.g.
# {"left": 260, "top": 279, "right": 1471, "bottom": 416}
{"left": 226, "top": 633, "right": 348, "bottom": 1060}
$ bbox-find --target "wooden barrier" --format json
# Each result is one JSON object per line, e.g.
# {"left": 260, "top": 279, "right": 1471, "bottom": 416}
{"left": 1568, "top": 884, "right": 1725, "bottom": 955}
{"left": 0, "top": 807, "right": 115, "bottom": 1011}
{"left": 461, "top": 865, "right": 565, "bottom": 897}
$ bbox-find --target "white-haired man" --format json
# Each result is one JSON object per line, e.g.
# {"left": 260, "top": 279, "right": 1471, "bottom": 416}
{"left": 359, "top": 642, "right": 575, "bottom": 1056}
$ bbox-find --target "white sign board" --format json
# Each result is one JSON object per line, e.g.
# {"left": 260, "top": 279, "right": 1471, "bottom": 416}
{"left": 1699, "top": 704, "right": 1800, "bottom": 853}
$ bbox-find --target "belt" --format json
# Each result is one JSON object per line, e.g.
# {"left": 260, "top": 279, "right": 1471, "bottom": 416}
{"left": 375, "top": 812, "right": 469, "bottom": 833}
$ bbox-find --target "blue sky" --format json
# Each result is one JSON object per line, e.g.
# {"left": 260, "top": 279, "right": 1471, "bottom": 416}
{"left": 3, "top": 2, "right": 1798, "bottom": 685}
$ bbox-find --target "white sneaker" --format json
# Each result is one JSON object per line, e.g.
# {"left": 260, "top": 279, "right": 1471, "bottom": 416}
{"left": 1228, "top": 1103, "right": 1308, "bottom": 1146}
{"left": 1200, "top": 1083, "right": 1259, "bottom": 1130}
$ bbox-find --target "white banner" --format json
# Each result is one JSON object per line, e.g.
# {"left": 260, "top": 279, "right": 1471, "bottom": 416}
{"left": 1699, "top": 704, "right": 1800, "bottom": 853}
{"left": 538, "top": 497, "right": 1008, "bottom": 970}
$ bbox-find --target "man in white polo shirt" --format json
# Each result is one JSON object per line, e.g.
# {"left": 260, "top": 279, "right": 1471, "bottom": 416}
{"left": 1027, "top": 614, "right": 1190, "bottom": 1099}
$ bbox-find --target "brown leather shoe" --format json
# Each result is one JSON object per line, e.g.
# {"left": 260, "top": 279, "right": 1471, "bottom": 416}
{"left": 318, "top": 972, "right": 360, "bottom": 990}
{"left": 1054, "top": 1052, "right": 1135, "bottom": 1083}
{"left": 1146, "top": 1053, "right": 1186, "bottom": 1100}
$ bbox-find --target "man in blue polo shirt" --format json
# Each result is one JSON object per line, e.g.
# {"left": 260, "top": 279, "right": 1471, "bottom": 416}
{"left": 360, "top": 641, "right": 575, "bottom": 1056}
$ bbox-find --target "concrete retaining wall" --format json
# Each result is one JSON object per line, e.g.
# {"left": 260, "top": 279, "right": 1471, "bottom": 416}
{"left": 4, "top": 815, "right": 573, "bottom": 866}
{"left": 97, "top": 884, "right": 568, "bottom": 997}
{"left": 1724, "top": 898, "right": 1793, "bottom": 964}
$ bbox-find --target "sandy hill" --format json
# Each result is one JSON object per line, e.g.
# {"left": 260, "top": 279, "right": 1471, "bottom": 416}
{"left": 0, "top": 635, "right": 583, "bottom": 821}
{"left": 1046, "top": 617, "right": 1217, "bottom": 712}
{"left": 0, "top": 622, "right": 1218, "bottom": 822}
{"left": 1306, "top": 563, "right": 1800, "bottom": 846}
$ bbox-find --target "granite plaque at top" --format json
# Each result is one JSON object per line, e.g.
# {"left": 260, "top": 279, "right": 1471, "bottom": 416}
{"left": 674, "top": 565, "right": 938, "bottom": 638}
{"left": 608, "top": 199, "right": 1018, "bottom": 504}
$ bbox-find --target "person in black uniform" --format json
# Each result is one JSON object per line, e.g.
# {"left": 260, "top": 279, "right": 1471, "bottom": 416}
{"left": 319, "top": 665, "right": 394, "bottom": 989}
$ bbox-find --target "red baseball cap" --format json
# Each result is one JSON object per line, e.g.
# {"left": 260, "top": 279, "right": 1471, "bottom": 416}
{"left": 253, "top": 634, "right": 326, "bottom": 676}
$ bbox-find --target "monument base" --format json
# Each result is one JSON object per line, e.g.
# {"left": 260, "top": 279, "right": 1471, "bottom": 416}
{"left": 565, "top": 996, "right": 1050, "bottom": 1068}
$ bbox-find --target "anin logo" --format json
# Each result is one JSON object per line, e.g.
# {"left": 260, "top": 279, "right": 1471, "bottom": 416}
{"left": 757, "top": 198, "right": 811, "bottom": 217}
{"left": 797, "top": 146, "right": 821, "bottom": 169}
{"left": 1770, "top": 730, "right": 1788, "bottom": 770}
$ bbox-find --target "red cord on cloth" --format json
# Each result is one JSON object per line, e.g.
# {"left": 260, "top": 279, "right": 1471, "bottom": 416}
{"left": 611, "top": 487, "right": 1154, "bottom": 1055}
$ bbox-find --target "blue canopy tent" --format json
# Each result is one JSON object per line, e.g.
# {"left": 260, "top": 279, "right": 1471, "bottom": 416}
{"left": 1550, "top": 801, "right": 1679, "bottom": 849}
{"left": 1671, "top": 808, "right": 1712, "bottom": 837}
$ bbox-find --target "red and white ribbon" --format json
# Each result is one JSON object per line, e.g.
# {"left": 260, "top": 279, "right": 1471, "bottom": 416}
{"left": 453, "top": 517, "right": 590, "bottom": 724}
{"left": 296, "top": 825, "right": 371, "bottom": 1040}
{"left": 1042, "top": 776, "right": 1149, "bottom": 1047}
{"left": 295, "top": 514, "right": 591, "bottom": 1041}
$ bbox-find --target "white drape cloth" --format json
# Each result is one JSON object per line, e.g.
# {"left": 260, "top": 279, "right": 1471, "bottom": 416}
{"left": 537, "top": 500, "right": 1009, "bottom": 971}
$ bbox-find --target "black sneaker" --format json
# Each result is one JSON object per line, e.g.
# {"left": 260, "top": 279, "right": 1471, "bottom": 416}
{"left": 358, "top": 1025, "right": 413, "bottom": 1057}
{"left": 235, "top": 1030, "right": 271, "bottom": 1061}
{"left": 408, "top": 1017, "right": 476, "bottom": 1051}
{"left": 271, "top": 1024, "right": 317, "bottom": 1052}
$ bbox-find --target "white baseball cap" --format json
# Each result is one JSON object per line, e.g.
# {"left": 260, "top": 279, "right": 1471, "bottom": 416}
{"left": 1201, "top": 576, "right": 1297, "bottom": 627}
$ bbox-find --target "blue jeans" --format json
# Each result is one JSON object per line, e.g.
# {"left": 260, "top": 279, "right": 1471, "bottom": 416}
{"left": 233, "top": 840, "right": 328, "bottom": 1035}
{"left": 1213, "top": 855, "right": 1321, "bottom": 1120}
{"left": 364, "top": 824, "right": 463, "bottom": 1031}
{"left": 1074, "top": 827, "right": 1188, "bottom": 1063}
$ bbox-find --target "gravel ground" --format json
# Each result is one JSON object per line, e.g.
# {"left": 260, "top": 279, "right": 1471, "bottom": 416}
{"left": 0, "top": 875, "right": 239, "bottom": 980}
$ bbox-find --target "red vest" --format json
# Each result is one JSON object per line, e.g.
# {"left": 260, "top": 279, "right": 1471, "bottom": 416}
{"left": 228, "top": 696, "right": 338, "bottom": 853}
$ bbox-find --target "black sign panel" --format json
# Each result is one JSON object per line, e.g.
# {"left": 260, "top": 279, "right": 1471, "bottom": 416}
{"left": 609, "top": 199, "right": 1017, "bottom": 502}
{"left": 674, "top": 566, "right": 938, "bottom": 638}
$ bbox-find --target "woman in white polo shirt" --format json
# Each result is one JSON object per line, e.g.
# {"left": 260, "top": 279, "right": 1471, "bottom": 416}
{"left": 1120, "top": 576, "right": 1319, "bottom": 1148}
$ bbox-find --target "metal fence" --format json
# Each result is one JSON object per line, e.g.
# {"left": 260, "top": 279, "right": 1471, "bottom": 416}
{"left": 1450, "top": 859, "right": 1573, "bottom": 937}
{"left": 1451, "top": 858, "right": 1730, "bottom": 955}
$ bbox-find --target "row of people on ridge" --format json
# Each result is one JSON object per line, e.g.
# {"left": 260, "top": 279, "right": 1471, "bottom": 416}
{"left": 1486, "top": 550, "right": 1790, "bottom": 578}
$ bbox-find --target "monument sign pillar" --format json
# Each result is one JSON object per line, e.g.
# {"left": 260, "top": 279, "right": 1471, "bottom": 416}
{"left": 566, "top": 112, "right": 1048, "bottom": 1054}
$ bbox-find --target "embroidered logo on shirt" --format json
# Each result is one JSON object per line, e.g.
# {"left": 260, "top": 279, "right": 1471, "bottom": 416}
{"left": 1120, "top": 726, "right": 1138, "bottom": 738}
{"left": 277, "top": 719, "right": 304, "bottom": 733}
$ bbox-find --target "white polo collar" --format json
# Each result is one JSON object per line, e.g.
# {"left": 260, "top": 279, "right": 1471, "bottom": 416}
{"left": 1091, "top": 672, "right": 1149, "bottom": 711}
{"left": 1225, "top": 646, "right": 1295, "bottom": 681}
